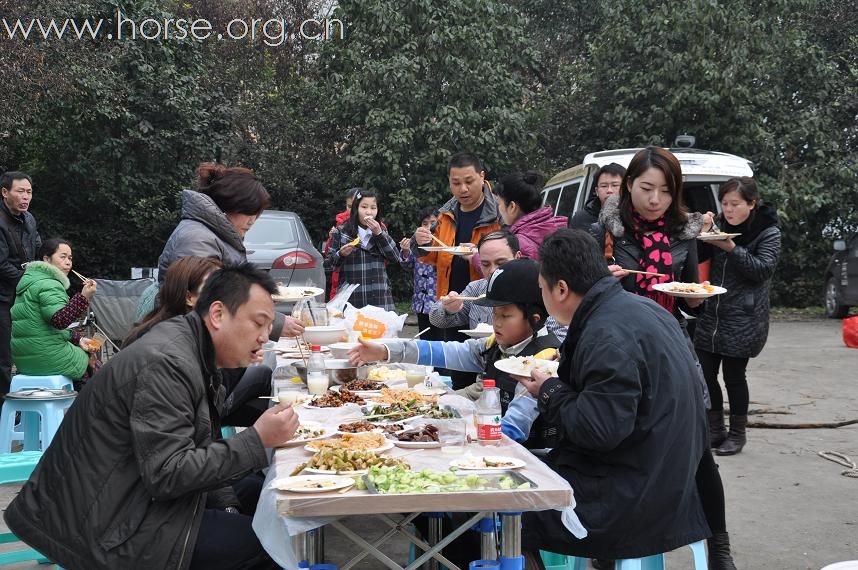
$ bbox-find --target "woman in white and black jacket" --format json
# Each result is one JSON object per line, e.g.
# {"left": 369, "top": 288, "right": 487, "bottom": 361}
{"left": 695, "top": 177, "right": 781, "bottom": 456}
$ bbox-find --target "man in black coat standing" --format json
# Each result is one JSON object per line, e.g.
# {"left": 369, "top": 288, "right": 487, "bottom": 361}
{"left": 518, "top": 229, "right": 710, "bottom": 561}
{"left": 0, "top": 171, "right": 41, "bottom": 399}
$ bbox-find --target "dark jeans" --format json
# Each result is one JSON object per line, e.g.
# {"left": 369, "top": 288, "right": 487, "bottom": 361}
{"left": 696, "top": 349, "right": 750, "bottom": 415}
{"left": 0, "top": 301, "right": 11, "bottom": 400}
{"left": 190, "top": 474, "right": 279, "bottom": 570}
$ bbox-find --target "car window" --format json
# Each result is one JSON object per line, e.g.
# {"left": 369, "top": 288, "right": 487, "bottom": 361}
{"left": 683, "top": 183, "right": 718, "bottom": 215}
{"left": 556, "top": 181, "right": 581, "bottom": 218}
{"left": 542, "top": 187, "right": 562, "bottom": 215}
{"left": 245, "top": 217, "right": 299, "bottom": 247}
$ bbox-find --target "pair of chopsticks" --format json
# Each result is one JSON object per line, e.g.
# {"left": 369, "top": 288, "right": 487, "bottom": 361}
{"left": 440, "top": 293, "right": 485, "bottom": 302}
{"left": 71, "top": 269, "right": 91, "bottom": 282}
{"left": 623, "top": 269, "right": 667, "bottom": 278}
{"left": 430, "top": 235, "right": 450, "bottom": 247}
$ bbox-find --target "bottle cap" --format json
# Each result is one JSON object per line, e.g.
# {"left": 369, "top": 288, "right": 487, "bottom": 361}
{"left": 483, "top": 379, "right": 495, "bottom": 388}
{"left": 311, "top": 345, "right": 321, "bottom": 351}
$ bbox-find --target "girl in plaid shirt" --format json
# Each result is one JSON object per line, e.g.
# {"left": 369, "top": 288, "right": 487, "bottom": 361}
{"left": 324, "top": 189, "right": 401, "bottom": 310}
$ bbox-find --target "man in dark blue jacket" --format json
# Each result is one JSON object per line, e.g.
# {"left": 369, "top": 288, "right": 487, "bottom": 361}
{"left": 518, "top": 229, "right": 710, "bottom": 561}
{"left": 0, "top": 171, "right": 41, "bottom": 400}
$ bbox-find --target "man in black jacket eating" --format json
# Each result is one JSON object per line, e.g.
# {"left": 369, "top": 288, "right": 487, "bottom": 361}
{"left": 6, "top": 263, "right": 297, "bottom": 570}
{"left": 518, "top": 229, "right": 710, "bottom": 562}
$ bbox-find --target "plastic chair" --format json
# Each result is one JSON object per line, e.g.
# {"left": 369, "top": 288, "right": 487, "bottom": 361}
{"left": 0, "top": 395, "right": 76, "bottom": 452}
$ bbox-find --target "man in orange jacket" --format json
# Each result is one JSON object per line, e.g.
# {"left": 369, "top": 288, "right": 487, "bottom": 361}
{"left": 413, "top": 152, "right": 501, "bottom": 298}
{"left": 413, "top": 152, "right": 501, "bottom": 389}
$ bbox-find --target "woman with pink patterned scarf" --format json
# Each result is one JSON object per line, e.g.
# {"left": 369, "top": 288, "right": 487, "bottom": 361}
{"left": 588, "top": 146, "right": 737, "bottom": 570}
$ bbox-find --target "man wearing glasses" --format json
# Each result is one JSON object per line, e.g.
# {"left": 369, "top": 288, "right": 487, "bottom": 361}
{"left": 0, "top": 171, "right": 41, "bottom": 403}
{"left": 569, "top": 163, "right": 626, "bottom": 230}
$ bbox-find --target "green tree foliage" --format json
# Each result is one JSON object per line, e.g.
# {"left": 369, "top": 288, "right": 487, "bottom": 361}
{"left": 529, "top": 0, "right": 858, "bottom": 305}
{"left": 316, "top": 0, "right": 541, "bottom": 238}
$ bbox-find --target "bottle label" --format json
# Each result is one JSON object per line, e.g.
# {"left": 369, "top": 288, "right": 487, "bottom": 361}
{"left": 476, "top": 414, "right": 502, "bottom": 441}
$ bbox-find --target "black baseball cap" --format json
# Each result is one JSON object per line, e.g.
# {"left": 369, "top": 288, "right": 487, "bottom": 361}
{"left": 475, "top": 258, "right": 543, "bottom": 307}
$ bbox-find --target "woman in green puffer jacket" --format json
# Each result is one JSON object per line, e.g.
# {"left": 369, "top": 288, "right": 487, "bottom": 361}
{"left": 11, "top": 238, "right": 98, "bottom": 382}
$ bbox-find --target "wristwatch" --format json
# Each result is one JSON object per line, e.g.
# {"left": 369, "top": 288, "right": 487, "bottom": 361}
{"left": 224, "top": 507, "right": 240, "bottom": 515}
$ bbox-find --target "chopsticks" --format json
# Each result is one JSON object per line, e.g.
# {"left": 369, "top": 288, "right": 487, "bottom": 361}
{"left": 623, "top": 269, "right": 667, "bottom": 278}
{"left": 71, "top": 269, "right": 90, "bottom": 282}
{"left": 430, "top": 234, "right": 451, "bottom": 247}
{"left": 413, "top": 327, "right": 431, "bottom": 339}
{"left": 456, "top": 294, "right": 485, "bottom": 301}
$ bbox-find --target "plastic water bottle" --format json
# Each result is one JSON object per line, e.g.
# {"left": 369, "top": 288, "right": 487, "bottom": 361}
{"left": 306, "top": 345, "right": 328, "bottom": 395}
{"left": 475, "top": 379, "right": 502, "bottom": 446}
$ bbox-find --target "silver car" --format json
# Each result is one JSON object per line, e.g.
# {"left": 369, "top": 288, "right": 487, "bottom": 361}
{"left": 245, "top": 211, "right": 325, "bottom": 308}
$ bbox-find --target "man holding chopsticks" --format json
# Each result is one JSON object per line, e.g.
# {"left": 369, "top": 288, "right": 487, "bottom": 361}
{"left": 412, "top": 152, "right": 501, "bottom": 388}
{"left": 0, "top": 171, "right": 41, "bottom": 404}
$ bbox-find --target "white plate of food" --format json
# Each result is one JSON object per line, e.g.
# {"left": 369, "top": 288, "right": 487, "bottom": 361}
{"left": 390, "top": 425, "right": 442, "bottom": 448}
{"left": 272, "top": 286, "right": 324, "bottom": 302}
{"left": 304, "top": 466, "right": 370, "bottom": 476}
{"left": 697, "top": 231, "right": 741, "bottom": 241}
{"left": 277, "top": 423, "right": 333, "bottom": 447}
{"left": 366, "top": 366, "right": 408, "bottom": 382}
{"left": 460, "top": 323, "right": 494, "bottom": 338}
{"left": 271, "top": 475, "right": 355, "bottom": 493}
{"left": 304, "top": 432, "right": 393, "bottom": 454}
{"left": 419, "top": 246, "right": 475, "bottom": 255}
{"left": 337, "top": 420, "right": 405, "bottom": 435}
{"left": 450, "top": 456, "right": 526, "bottom": 470}
{"left": 652, "top": 282, "right": 727, "bottom": 299}
{"left": 302, "top": 390, "right": 366, "bottom": 409}
{"left": 305, "top": 440, "right": 394, "bottom": 454}
{"left": 493, "top": 356, "right": 560, "bottom": 377}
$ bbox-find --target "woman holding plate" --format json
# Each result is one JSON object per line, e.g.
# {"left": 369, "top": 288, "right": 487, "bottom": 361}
{"left": 695, "top": 177, "right": 781, "bottom": 456}
{"left": 589, "top": 146, "right": 737, "bottom": 570}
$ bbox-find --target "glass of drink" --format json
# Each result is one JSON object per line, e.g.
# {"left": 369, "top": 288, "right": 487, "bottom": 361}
{"left": 439, "top": 418, "right": 467, "bottom": 455}
{"left": 306, "top": 372, "right": 329, "bottom": 395}
{"left": 405, "top": 364, "right": 426, "bottom": 388}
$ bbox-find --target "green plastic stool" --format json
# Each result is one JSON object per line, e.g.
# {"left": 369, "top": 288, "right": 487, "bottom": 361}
{"left": 0, "top": 450, "right": 58, "bottom": 567}
{"left": 540, "top": 551, "right": 586, "bottom": 570}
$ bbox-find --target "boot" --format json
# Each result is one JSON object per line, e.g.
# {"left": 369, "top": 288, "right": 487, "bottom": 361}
{"left": 715, "top": 415, "right": 747, "bottom": 456}
{"left": 707, "top": 409, "right": 727, "bottom": 448}
{"left": 707, "top": 532, "right": 738, "bottom": 570}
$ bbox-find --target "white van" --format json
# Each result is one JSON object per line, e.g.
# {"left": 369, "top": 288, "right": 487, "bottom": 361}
{"left": 542, "top": 147, "right": 755, "bottom": 219}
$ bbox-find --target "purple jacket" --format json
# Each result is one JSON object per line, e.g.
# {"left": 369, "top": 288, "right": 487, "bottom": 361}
{"left": 471, "top": 206, "right": 568, "bottom": 269}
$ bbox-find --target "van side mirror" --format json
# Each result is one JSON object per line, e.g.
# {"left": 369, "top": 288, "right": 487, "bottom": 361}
{"left": 833, "top": 240, "right": 847, "bottom": 252}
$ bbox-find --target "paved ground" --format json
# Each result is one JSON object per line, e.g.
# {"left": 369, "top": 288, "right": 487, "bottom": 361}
{"left": 1, "top": 318, "right": 856, "bottom": 569}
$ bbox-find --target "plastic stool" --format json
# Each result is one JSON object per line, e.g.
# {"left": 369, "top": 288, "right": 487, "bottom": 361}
{"left": 10, "top": 375, "right": 74, "bottom": 392}
{"left": 540, "top": 551, "right": 586, "bottom": 570}
{"left": 0, "top": 532, "right": 53, "bottom": 566}
{"left": 0, "top": 396, "right": 75, "bottom": 452}
{"left": 8, "top": 376, "right": 74, "bottom": 442}
{"left": 0, "top": 450, "right": 44, "bottom": 484}
{"left": 470, "top": 561, "right": 500, "bottom": 570}
{"left": 615, "top": 540, "right": 707, "bottom": 570}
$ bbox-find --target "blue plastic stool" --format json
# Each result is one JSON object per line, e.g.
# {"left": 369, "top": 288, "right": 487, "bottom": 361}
{"left": 10, "top": 375, "right": 74, "bottom": 392}
{"left": 8, "top": 375, "right": 74, "bottom": 442}
{"left": 470, "top": 561, "right": 500, "bottom": 570}
{"left": 540, "top": 551, "right": 586, "bottom": 570}
{"left": 615, "top": 540, "right": 707, "bottom": 569}
{"left": 0, "top": 395, "right": 76, "bottom": 452}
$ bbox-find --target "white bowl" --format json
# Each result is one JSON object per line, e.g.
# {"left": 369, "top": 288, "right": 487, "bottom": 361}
{"left": 329, "top": 342, "right": 360, "bottom": 359}
{"left": 303, "top": 326, "right": 347, "bottom": 346}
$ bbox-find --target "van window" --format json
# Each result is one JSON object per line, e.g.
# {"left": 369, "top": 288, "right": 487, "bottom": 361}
{"left": 557, "top": 181, "right": 581, "bottom": 218}
{"left": 683, "top": 183, "right": 718, "bottom": 215}
{"left": 543, "top": 187, "right": 562, "bottom": 214}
